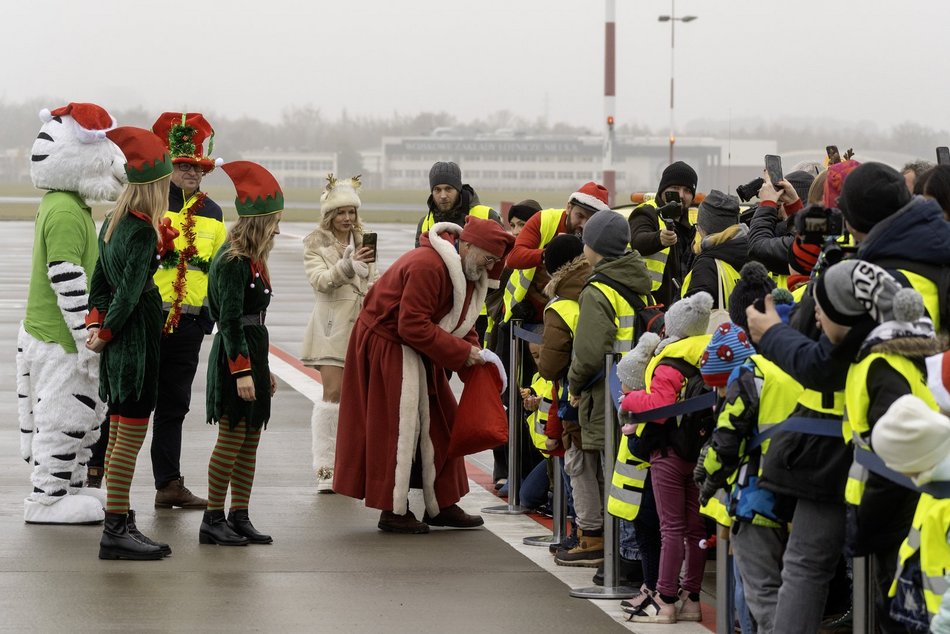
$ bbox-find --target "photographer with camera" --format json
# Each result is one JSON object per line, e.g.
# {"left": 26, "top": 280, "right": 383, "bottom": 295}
{"left": 628, "top": 161, "right": 699, "bottom": 307}
{"left": 746, "top": 170, "right": 815, "bottom": 277}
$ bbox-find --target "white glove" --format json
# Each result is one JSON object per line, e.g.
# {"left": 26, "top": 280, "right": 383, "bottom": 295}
{"left": 338, "top": 245, "right": 355, "bottom": 278}
{"left": 479, "top": 348, "right": 507, "bottom": 394}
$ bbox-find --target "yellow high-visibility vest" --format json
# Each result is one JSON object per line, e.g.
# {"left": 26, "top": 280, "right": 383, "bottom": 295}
{"left": 681, "top": 260, "right": 742, "bottom": 309}
{"left": 525, "top": 373, "right": 554, "bottom": 452}
{"left": 502, "top": 208, "right": 563, "bottom": 322}
{"left": 889, "top": 494, "right": 950, "bottom": 623}
{"left": 419, "top": 204, "right": 492, "bottom": 233}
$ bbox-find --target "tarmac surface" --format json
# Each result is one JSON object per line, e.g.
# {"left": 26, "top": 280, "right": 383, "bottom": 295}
{"left": 0, "top": 220, "right": 715, "bottom": 633}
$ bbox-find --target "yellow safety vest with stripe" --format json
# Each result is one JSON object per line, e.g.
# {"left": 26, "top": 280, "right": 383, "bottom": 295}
{"left": 588, "top": 280, "right": 646, "bottom": 355}
{"left": 699, "top": 355, "right": 803, "bottom": 527}
{"left": 607, "top": 335, "right": 710, "bottom": 521}
{"left": 502, "top": 208, "right": 564, "bottom": 322}
{"left": 546, "top": 297, "right": 580, "bottom": 336}
{"left": 154, "top": 195, "right": 227, "bottom": 328}
{"left": 632, "top": 200, "right": 667, "bottom": 293}
{"left": 525, "top": 373, "right": 554, "bottom": 452}
{"left": 889, "top": 494, "right": 950, "bottom": 622}
{"left": 681, "top": 260, "right": 742, "bottom": 309}
{"left": 897, "top": 269, "right": 941, "bottom": 333}
{"left": 843, "top": 353, "right": 938, "bottom": 505}
{"left": 419, "top": 204, "right": 493, "bottom": 233}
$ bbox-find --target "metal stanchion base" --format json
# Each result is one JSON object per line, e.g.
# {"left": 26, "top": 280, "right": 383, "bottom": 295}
{"left": 569, "top": 584, "right": 637, "bottom": 600}
{"left": 481, "top": 503, "right": 529, "bottom": 515}
{"left": 523, "top": 534, "right": 556, "bottom": 547}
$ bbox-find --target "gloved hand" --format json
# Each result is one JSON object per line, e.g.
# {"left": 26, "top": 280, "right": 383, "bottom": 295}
{"left": 338, "top": 244, "right": 355, "bottom": 278}
{"left": 479, "top": 348, "right": 507, "bottom": 394}
{"left": 694, "top": 444, "right": 710, "bottom": 487}
{"left": 699, "top": 479, "right": 719, "bottom": 507}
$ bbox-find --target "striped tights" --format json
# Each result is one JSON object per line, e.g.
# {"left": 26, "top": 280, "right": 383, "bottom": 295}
{"left": 207, "top": 418, "right": 261, "bottom": 512}
{"left": 104, "top": 415, "right": 149, "bottom": 513}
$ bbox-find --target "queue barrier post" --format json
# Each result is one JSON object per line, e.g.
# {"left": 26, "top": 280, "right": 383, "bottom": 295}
{"left": 523, "top": 456, "right": 567, "bottom": 547}
{"left": 716, "top": 524, "right": 735, "bottom": 634}
{"left": 483, "top": 319, "right": 528, "bottom": 515}
{"left": 569, "top": 353, "right": 637, "bottom": 599}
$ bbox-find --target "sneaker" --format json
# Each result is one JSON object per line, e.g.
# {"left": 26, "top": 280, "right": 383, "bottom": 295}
{"left": 620, "top": 584, "right": 656, "bottom": 615}
{"left": 676, "top": 589, "right": 702, "bottom": 622}
{"left": 630, "top": 595, "right": 677, "bottom": 624}
{"left": 554, "top": 528, "right": 604, "bottom": 567}
{"left": 548, "top": 532, "right": 578, "bottom": 555}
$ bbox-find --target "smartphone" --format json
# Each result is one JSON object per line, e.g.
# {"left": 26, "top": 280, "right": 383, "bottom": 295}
{"left": 826, "top": 145, "right": 841, "bottom": 165}
{"left": 361, "top": 232, "right": 377, "bottom": 263}
{"left": 765, "top": 154, "right": 784, "bottom": 188}
{"left": 937, "top": 147, "right": 950, "bottom": 166}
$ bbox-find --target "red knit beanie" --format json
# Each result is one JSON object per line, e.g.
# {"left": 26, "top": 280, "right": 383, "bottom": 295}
{"left": 788, "top": 236, "right": 822, "bottom": 274}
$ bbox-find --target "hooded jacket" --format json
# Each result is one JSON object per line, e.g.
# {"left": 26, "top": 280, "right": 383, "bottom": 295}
{"left": 568, "top": 252, "right": 652, "bottom": 451}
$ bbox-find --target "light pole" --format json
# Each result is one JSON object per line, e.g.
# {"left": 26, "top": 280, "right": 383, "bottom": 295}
{"left": 658, "top": 1, "right": 697, "bottom": 164}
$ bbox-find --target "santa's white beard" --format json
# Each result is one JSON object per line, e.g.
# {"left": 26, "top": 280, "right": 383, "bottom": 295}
{"left": 462, "top": 253, "right": 483, "bottom": 281}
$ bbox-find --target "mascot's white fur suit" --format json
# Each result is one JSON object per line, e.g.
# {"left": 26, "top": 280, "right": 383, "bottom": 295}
{"left": 17, "top": 102, "right": 125, "bottom": 524}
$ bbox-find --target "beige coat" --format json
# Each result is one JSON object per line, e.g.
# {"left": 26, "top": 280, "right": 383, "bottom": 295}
{"left": 301, "top": 228, "right": 377, "bottom": 367}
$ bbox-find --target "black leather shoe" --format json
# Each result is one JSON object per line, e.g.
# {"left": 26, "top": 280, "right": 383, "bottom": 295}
{"left": 378, "top": 510, "right": 429, "bottom": 534}
{"left": 99, "top": 512, "right": 165, "bottom": 560}
{"left": 127, "top": 509, "right": 171, "bottom": 556}
{"left": 423, "top": 504, "right": 484, "bottom": 528}
{"left": 199, "top": 510, "right": 249, "bottom": 546}
{"left": 227, "top": 509, "right": 273, "bottom": 544}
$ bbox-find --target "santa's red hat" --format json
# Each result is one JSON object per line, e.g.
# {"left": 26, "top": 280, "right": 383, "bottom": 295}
{"left": 151, "top": 112, "right": 222, "bottom": 173}
{"left": 570, "top": 181, "right": 611, "bottom": 213}
{"left": 460, "top": 215, "right": 514, "bottom": 260}
{"left": 39, "top": 102, "right": 116, "bottom": 144}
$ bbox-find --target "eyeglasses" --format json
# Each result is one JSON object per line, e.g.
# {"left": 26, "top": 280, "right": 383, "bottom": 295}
{"left": 176, "top": 163, "right": 203, "bottom": 173}
{"left": 482, "top": 254, "right": 500, "bottom": 266}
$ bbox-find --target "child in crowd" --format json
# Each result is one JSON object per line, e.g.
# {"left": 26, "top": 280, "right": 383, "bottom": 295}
{"left": 618, "top": 291, "right": 714, "bottom": 624}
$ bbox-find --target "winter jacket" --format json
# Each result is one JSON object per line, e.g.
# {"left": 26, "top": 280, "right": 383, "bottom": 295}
{"left": 538, "top": 255, "right": 591, "bottom": 381}
{"left": 628, "top": 203, "right": 696, "bottom": 307}
{"left": 683, "top": 224, "right": 749, "bottom": 308}
{"left": 568, "top": 252, "right": 652, "bottom": 451}
{"left": 301, "top": 228, "right": 377, "bottom": 367}
{"left": 747, "top": 199, "right": 802, "bottom": 276}
{"left": 413, "top": 184, "right": 501, "bottom": 247}
{"left": 757, "top": 317, "right": 875, "bottom": 502}
{"left": 620, "top": 364, "right": 684, "bottom": 420}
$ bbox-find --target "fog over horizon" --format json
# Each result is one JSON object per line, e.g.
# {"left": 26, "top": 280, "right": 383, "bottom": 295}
{"left": 5, "top": 0, "right": 949, "bottom": 139}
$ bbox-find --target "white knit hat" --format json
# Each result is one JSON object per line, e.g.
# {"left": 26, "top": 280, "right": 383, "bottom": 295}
{"left": 320, "top": 174, "right": 361, "bottom": 217}
{"left": 871, "top": 394, "right": 950, "bottom": 484}
{"left": 926, "top": 351, "right": 950, "bottom": 414}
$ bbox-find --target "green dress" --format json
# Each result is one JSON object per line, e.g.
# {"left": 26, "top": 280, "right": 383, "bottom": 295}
{"left": 206, "top": 243, "right": 272, "bottom": 430}
{"left": 89, "top": 211, "right": 163, "bottom": 406}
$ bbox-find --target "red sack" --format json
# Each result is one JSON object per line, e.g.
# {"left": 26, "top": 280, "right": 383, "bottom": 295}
{"left": 447, "top": 364, "right": 507, "bottom": 458}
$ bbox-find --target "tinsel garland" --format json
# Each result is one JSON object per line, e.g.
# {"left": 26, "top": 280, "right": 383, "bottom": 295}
{"left": 163, "top": 193, "right": 206, "bottom": 333}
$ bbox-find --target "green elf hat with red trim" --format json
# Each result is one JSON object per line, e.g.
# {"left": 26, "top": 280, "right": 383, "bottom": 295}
{"left": 105, "top": 126, "right": 174, "bottom": 184}
{"left": 150, "top": 112, "right": 222, "bottom": 173}
{"left": 220, "top": 161, "right": 284, "bottom": 216}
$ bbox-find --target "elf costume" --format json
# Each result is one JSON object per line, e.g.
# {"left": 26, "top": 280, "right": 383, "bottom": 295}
{"left": 18, "top": 102, "right": 120, "bottom": 525}
{"left": 89, "top": 126, "right": 176, "bottom": 560}
{"left": 199, "top": 160, "right": 283, "bottom": 547}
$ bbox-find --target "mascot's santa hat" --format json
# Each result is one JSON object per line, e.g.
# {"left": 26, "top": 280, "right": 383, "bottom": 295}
{"left": 38, "top": 102, "right": 116, "bottom": 144}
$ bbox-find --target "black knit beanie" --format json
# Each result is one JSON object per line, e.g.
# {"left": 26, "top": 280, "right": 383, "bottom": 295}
{"left": 697, "top": 189, "right": 740, "bottom": 236}
{"left": 508, "top": 199, "right": 542, "bottom": 224}
{"left": 429, "top": 161, "right": 462, "bottom": 191}
{"left": 657, "top": 161, "right": 698, "bottom": 197}
{"left": 728, "top": 261, "right": 776, "bottom": 331}
{"left": 544, "top": 234, "right": 585, "bottom": 275}
{"left": 839, "top": 162, "right": 912, "bottom": 233}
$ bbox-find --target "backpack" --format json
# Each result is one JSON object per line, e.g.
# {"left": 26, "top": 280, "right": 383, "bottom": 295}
{"left": 587, "top": 272, "right": 666, "bottom": 344}
{"left": 631, "top": 357, "right": 716, "bottom": 463}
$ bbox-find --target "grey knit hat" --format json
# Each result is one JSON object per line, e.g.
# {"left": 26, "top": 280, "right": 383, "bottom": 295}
{"left": 814, "top": 260, "right": 925, "bottom": 326}
{"left": 697, "top": 189, "right": 740, "bottom": 236}
{"left": 662, "top": 291, "right": 713, "bottom": 341}
{"left": 429, "top": 161, "right": 462, "bottom": 191}
{"left": 582, "top": 209, "right": 629, "bottom": 258}
{"left": 784, "top": 170, "right": 815, "bottom": 203}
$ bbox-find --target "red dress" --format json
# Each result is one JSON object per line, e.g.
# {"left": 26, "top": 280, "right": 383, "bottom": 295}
{"left": 333, "top": 228, "right": 485, "bottom": 516}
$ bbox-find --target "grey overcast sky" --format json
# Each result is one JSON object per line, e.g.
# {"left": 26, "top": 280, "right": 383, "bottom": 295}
{"left": 5, "top": 0, "right": 947, "bottom": 133}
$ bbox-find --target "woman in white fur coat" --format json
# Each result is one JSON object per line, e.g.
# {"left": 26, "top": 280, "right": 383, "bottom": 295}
{"left": 301, "top": 175, "right": 377, "bottom": 492}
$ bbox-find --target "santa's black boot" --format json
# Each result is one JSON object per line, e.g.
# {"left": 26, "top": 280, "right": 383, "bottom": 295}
{"left": 99, "top": 511, "right": 165, "bottom": 560}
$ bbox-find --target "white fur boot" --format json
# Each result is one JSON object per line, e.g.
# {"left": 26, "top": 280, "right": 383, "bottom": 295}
{"left": 311, "top": 401, "right": 339, "bottom": 493}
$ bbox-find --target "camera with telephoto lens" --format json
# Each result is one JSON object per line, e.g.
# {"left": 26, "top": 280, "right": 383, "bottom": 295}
{"left": 736, "top": 177, "right": 765, "bottom": 203}
{"left": 655, "top": 190, "right": 682, "bottom": 230}
{"left": 794, "top": 204, "right": 845, "bottom": 245}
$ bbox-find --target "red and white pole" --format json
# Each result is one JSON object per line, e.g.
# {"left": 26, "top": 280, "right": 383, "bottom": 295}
{"left": 603, "top": 0, "right": 616, "bottom": 207}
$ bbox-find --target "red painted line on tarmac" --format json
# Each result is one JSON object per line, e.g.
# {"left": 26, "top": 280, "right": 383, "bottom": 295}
{"left": 269, "top": 344, "right": 323, "bottom": 383}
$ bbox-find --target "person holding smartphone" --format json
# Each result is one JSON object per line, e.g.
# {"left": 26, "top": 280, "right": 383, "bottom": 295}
{"left": 301, "top": 174, "right": 377, "bottom": 492}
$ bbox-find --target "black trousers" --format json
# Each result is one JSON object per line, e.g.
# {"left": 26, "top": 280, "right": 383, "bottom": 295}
{"left": 150, "top": 316, "right": 205, "bottom": 489}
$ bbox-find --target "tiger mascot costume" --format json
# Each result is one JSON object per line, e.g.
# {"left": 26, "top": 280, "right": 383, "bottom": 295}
{"left": 17, "top": 102, "right": 125, "bottom": 524}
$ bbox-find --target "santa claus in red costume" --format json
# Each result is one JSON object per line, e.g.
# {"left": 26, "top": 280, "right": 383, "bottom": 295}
{"left": 334, "top": 216, "right": 513, "bottom": 534}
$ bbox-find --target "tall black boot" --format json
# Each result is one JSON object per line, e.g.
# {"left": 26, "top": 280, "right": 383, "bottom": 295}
{"left": 127, "top": 509, "right": 171, "bottom": 556}
{"left": 199, "top": 510, "right": 249, "bottom": 546}
{"left": 99, "top": 511, "right": 165, "bottom": 560}
{"left": 227, "top": 509, "right": 273, "bottom": 544}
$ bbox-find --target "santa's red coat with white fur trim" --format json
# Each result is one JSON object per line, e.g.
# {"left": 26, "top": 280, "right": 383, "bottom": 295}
{"left": 333, "top": 223, "right": 487, "bottom": 516}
